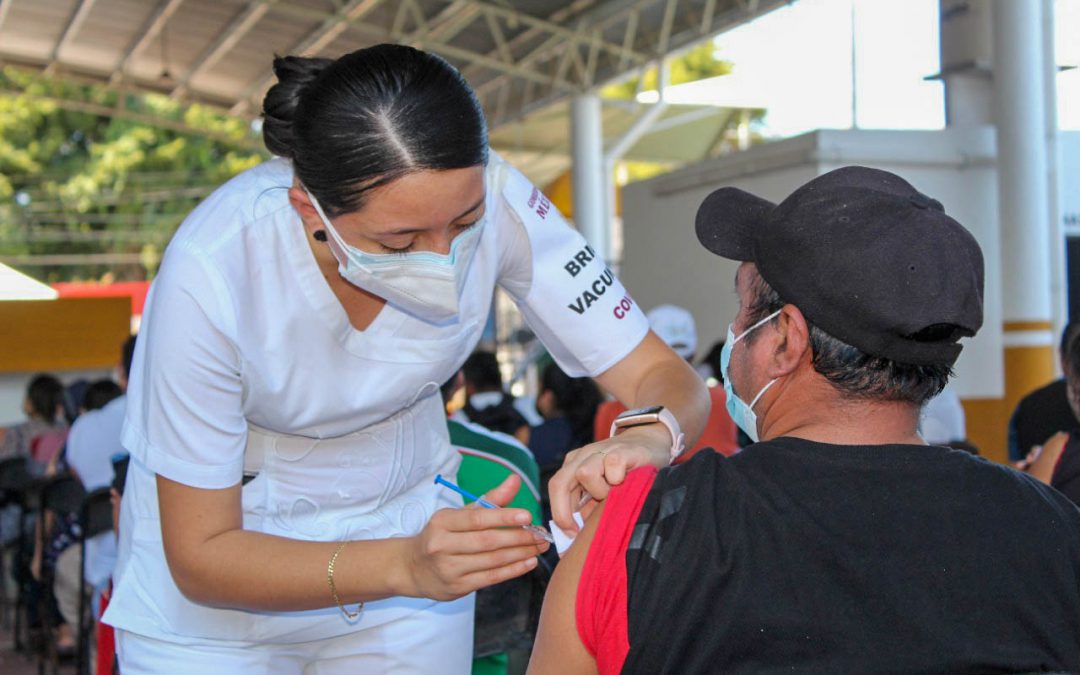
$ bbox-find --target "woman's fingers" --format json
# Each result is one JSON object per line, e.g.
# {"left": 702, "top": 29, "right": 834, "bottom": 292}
{"left": 436, "top": 504, "right": 533, "bottom": 531}
{"left": 425, "top": 516, "right": 549, "bottom": 554}
{"left": 460, "top": 555, "right": 539, "bottom": 591}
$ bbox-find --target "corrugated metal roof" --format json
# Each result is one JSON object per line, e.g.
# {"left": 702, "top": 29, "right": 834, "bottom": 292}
{"left": 0, "top": 0, "right": 788, "bottom": 126}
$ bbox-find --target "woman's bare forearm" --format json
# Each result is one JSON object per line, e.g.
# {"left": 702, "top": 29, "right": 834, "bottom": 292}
{"left": 170, "top": 527, "right": 411, "bottom": 612}
{"left": 156, "top": 472, "right": 545, "bottom": 612}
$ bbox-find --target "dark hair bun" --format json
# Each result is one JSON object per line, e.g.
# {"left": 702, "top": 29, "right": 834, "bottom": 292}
{"left": 262, "top": 55, "right": 333, "bottom": 158}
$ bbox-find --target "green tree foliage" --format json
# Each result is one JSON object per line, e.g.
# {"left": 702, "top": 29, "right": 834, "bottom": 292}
{"left": 601, "top": 43, "right": 734, "bottom": 100}
{"left": 0, "top": 67, "right": 267, "bottom": 282}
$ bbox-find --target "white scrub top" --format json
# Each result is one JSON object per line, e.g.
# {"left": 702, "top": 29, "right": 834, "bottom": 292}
{"left": 104, "top": 152, "right": 649, "bottom": 646}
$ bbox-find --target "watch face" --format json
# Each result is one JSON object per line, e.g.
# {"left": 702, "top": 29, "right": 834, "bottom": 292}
{"left": 621, "top": 405, "right": 664, "bottom": 418}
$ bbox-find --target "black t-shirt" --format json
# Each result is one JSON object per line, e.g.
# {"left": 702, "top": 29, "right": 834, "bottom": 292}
{"left": 1056, "top": 434, "right": 1080, "bottom": 506}
{"left": 624, "top": 438, "right": 1080, "bottom": 674}
{"left": 1009, "top": 379, "right": 1079, "bottom": 461}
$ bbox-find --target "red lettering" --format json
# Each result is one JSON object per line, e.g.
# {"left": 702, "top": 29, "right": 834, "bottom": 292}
{"left": 613, "top": 295, "right": 633, "bottom": 319}
{"left": 527, "top": 187, "right": 539, "bottom": 209}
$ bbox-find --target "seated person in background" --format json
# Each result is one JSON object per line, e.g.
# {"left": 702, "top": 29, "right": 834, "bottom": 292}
{"left": 0, "top": 373, "right": 68, "bottom": 473}
{"left": 1008, "top": 320, "right": 1080, "bottom": 462}
{"left": 528, "top": 167, "right": 1080, "bottom": 674}
{"left": 455, "top": 350, "right": 530, "bottom": 443}
{"left": 529, "top": 363, "right": 602, "bottom": 474}
{"left": 1020, "top": 327, "right": 1080, "bottom": 505}
{"left": 527, "top": 363, "right": 602, "bottom": 517}
{"left": 441, "top": 373, "right": 544, "bottom": 675}
{"left": 595, "top": 304, "right": 739, "bottom": 458}
{"left": 443, "top": 372, "right": 543, "bottom": 523}
{"left": 33, "top": 376, "right": 124, "bottom": 654}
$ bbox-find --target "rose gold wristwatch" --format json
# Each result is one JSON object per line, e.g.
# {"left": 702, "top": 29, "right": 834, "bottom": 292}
{"left": 610, "top": 405, "right": 686, "bottom": 463}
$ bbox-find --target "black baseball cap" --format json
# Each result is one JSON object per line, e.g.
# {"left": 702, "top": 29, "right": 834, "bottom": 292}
{"left": 695, "top": 166, "right": 984, "bottom": 367}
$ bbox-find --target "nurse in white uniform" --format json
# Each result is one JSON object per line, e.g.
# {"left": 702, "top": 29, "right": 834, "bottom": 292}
{"left": 104, "top": 44, "right": 709, "bottom": 673}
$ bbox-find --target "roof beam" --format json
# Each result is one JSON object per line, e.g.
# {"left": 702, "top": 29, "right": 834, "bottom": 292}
{"left": 45, "top": 0, "right": 99, "bottom": 73}
{"left": 413, "top": 1, "right": 479, "bottom": 45}
{"left": 457, "top": 0, "right": 636, "bottom": 65}
{"left": 459, "top": 0, "right": 593, "bottom": 82}
{"left": 232, "top": 0, "right": 580, "bottom": 117}
{"left": 170, "top": 0, "right": 275, "bottom": 99}
{"left": 473, "top": 0, "right": 656, "bottom": 100}
{"left": 0, "top": 0, "right": 14, "bottom": 35}
{"left": 109, "top": 0, "right": 187, "bottom": 86}
{"left": 229, "top": 0, "right": 384, "bottom": 115}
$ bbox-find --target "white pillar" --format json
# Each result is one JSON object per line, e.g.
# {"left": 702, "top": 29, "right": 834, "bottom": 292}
{"left": 938, "top": 0, "right": 995, "bottom": 127}
{"left": 1044, "top": 0, "right": 1068, "bottom": 350}
{"left": 570, "top": 93, "right": 607, "bottom": 263}
{"left": 993, "top": 0, "right": 1051, "bottom": 323}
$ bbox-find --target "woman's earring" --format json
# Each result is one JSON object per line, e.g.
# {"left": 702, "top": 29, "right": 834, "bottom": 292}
{"left": 313, "top": 230, "right": 328, "bottom": 242}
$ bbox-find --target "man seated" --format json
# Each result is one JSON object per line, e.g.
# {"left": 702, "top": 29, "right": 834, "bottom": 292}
{"left": 1008, "top": 321, "right": 1080, "bottom": 462}
{"left": 528, "top": 167, "right": 1080, "bottom": 674}
{"left": 1019, "top": 324, "right": 1080, "bottom": 505}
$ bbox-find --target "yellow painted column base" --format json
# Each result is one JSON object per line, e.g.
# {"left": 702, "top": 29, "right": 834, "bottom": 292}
{"left": 962, "top": 321, "right": 1056, "bottom": 465}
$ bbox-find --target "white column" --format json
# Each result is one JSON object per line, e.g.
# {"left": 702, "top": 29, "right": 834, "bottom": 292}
{"left": 570, "top": 93, "right": 607, "bottom": 263}
{"left": 938, "top": 0, "right": 995, "bottom": 126}
{"left": 993, "top": 0, "right": 1051, "bottom": 323}
{"left": 1044, "top": 0, "right": 1067, "bottom": 351}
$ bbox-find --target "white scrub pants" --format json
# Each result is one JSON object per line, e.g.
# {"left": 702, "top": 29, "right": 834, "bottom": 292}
{"left": 115, "top": 594, "right": 474, "bottom": 674}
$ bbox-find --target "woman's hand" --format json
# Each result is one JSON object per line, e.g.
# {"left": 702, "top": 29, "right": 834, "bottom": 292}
{"left": 548, "top": 423, "right": 671, "bottom": 534}
{"left": 401, "top": 474, "right": 550, "bottom": 601}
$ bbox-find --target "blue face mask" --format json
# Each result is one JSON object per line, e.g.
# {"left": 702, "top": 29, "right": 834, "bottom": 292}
{"left": 721, "top": 309, "right": 781, "bottom": 443}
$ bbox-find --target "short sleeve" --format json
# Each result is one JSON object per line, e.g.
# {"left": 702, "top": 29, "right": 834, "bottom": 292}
{"left": 493, "top": 158, "right": 649, "bottom": 378}
{"left": 122, "top": 243, "right": 247, "bottom": 490}
{"left": 576, "top": 466, "right": 658, "bottom": 674}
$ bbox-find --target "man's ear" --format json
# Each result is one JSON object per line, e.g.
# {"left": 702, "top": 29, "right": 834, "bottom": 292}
{"left": 769, "top": 305, "right": 811, "bottom": 378}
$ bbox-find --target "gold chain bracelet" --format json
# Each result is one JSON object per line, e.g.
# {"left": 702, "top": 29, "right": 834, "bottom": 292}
{"left": 327, "top": 541, "right": 362, "bottom": 620}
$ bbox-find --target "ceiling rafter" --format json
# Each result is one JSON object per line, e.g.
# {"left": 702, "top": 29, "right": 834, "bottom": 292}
{"left": 232, "top": 0, "right": 588, "bottom": 116}
{"left": 0, "top": 0, "right": 786, "bottom": 131}
{"left": 44, "top": 0, "right": 99, "bottom": 76}
{"left": 474, "top": 0, "right": 658, "bottom": 101}
{"left": 108, "top": 0, "right": 188, "bottom": 86}
{"left": 458, "top": 0, "right": 595, "bottom": 82}
{"left": 483, "top": 9, "right": 513, "bottom": 64}
{"left": 170, "top": 0, "right": 275, "bottom": 99}
{"left": 487, "top": 0, "right": 787, "bottom": 128}
{"left": 0, "top": 0, "right": 14, "bottom": 34}
{"left": 229, "top": 0, "right": 384, "bottom": 115}
{"left": 459, "top": 0, "right": 638, "bottom": 66}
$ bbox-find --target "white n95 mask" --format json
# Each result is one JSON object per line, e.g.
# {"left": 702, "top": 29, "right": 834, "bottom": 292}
{"left": 720, "top": 309, "right": 781, "bottom": 443}
{"left": 305, "top": 188, "right": 484, "bottom": 323}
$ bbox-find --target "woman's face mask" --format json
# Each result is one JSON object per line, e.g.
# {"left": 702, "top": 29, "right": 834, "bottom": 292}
{"left": 304, "top": 189, "right": 484, "bottom": 324}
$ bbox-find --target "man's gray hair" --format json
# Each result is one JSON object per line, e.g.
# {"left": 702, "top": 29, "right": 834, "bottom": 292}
{"left": 743, "top": 270, "right": 952, "bottom": 406}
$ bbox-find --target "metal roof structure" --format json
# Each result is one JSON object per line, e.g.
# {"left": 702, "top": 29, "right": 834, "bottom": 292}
{"left": 0, "top": 0, "right": 787, "bottom": 129}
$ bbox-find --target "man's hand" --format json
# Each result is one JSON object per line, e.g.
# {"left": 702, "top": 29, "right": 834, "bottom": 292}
{"left": 547, "top": 423, "right": 670, "bottom": 533}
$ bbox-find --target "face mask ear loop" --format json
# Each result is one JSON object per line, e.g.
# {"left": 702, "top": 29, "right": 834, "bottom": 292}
{"left": 748, "top": 378, "right": 777, "bottom": 411}
{"left": 304, "top": 188, "right": 351, "bottom": 253}
{"left": 733, "top": 309, "right": 783, "bottom": 345}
